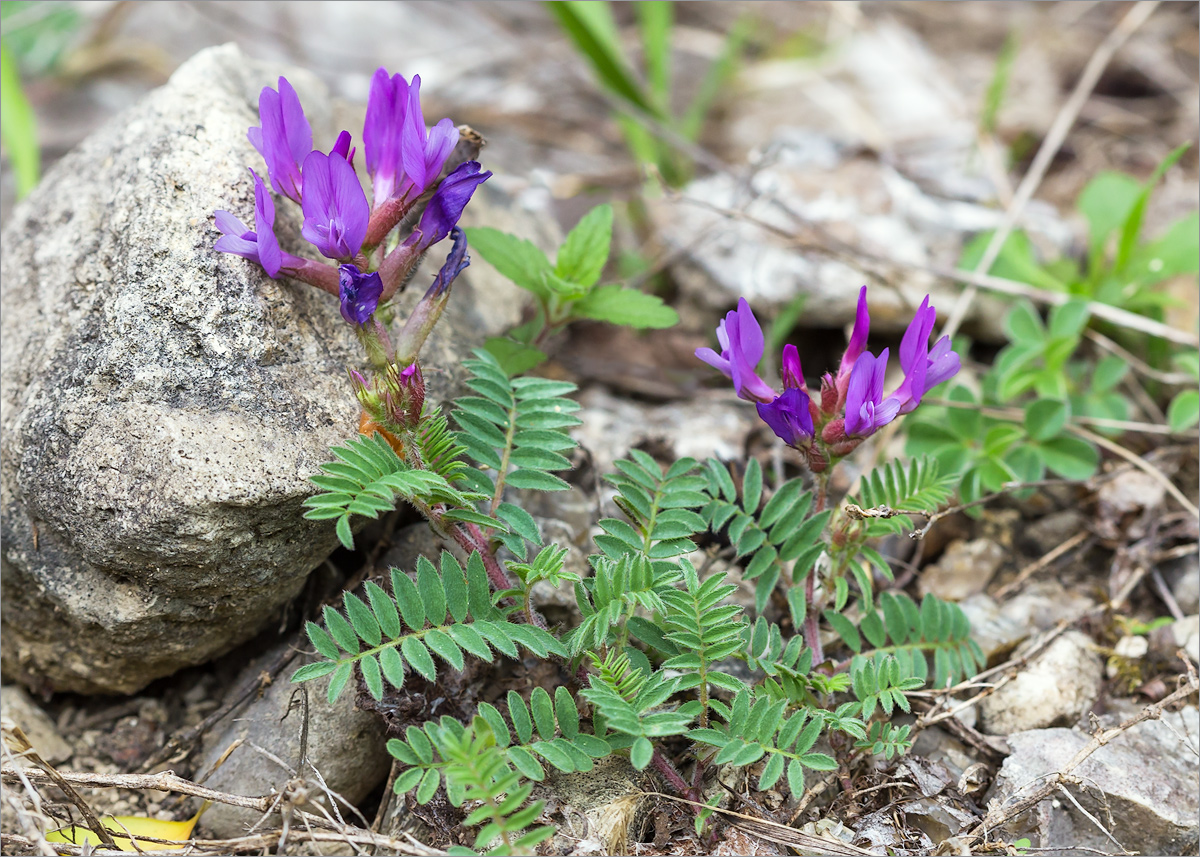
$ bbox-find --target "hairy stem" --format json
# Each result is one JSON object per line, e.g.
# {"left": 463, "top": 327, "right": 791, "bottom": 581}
{"left": 651, "top": 748, "right": 691, "bottom": 798}
{"left": 804, "top": 570, "right": 823, "bottom": 665}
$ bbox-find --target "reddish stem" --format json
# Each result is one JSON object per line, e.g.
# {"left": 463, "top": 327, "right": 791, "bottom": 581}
{"left": 651, "top": 748, "right": 692, "bottom": 798}
{"left": 804, "top": 570, "right": 823, "bottom": 666}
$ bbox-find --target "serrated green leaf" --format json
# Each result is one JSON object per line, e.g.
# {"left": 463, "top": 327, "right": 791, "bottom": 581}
{"left": 461, "top": 226, "right": 553, "bottom": 300}
{"left": 572, "top": 284, "right": 679, "bottom": 329}
{"left": 555, "top": 204, "right": 613, "bottom": 288}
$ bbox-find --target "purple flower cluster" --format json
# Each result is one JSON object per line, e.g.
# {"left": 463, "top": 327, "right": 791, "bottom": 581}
{"left": 215, "top": 71, "right": 493, "bottom": 443}
{"left": 696, "top": 287, "right": 960, "bottom": 469}
{"left": 214, "top": 72, "right": 491, "bottom": 329}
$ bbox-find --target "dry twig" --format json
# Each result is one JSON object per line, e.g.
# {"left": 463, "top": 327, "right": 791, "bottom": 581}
{"left": 940, "top": 0, "right": 1161, "bottom": 339}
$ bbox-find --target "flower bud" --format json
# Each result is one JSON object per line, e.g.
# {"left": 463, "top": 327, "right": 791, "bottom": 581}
{"left": 820, "top": 373, "right": 838, "bottom": 415}
{"left": 382, "top": 361, "right": 425, "bottom": 430}
{"left": 821, "top": 418, "right": 847, "bottom": 445}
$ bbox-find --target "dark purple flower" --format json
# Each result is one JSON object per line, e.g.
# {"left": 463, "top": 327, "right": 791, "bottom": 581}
{"left": 214, "top": 169, "right": 303, "bottom": 278}
{"left": 411, "top": 160, "right": 491, "bottom": 249}
{"left": 364, "top": 69, "right": 410, "bottom": 205}
{"left": 835, "top": 285, "right": 870, "bottom": 386}
{"left": 339, "top": 264, "right": 384, "bottom": 325}
{"left": 247, "top": 77, "right": 312, "bottom": 204}
{"left": 301, "top": 151, "right": 370, "bottom": 260}
{"left": 430, "top": 226, "right": 470, "bottom": 297}
{"left": 695, "top": 298, "right": 778, "bottom": 404}
{"left": 845, "top": 348, "right": 901, "bottom": 437}
{"left": 757, "top": 388, "right": 814, "bottom": 448}
{"left": 399, "top": 75, "right": 458, "bottom": 198}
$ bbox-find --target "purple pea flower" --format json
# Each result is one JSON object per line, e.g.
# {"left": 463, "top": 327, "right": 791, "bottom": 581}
{"left": 412, "top": 160, "right": 492, "bottom": 249}
{"left": 399, "top": 75, "right": 458, "bottom": 199}
{"left": 757, "top": 388, "right": 814, "bottom": 448}
{"left": 695, "top": 298, "right": 778, "bottom": 404}
{"left": 844, "top": 348, "right": 901, "bottom": 437}
{"left": 339, "top": 264, "right": 384, "bottom": 325}
{"left": 889, "top": 296, "right": 961, "bottom": 414}
{"left": 301, "top": 150, "right": 370, "bottom": 260}
{"left": 247, "top": 77, "right": 312, "bottom": 204}
{"left": 364, "top": 69, "right": 410, "bottom": 205}
{"left": 835, "top": 285, "right": 870, "bottom": 388}
{"left": 214, "top": 169, "right": 306, "bottom": 278}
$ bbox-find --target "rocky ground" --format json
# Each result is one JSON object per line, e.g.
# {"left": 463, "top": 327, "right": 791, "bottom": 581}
{"left": 1, "top": 2, "right": 1197, "bottom": 855}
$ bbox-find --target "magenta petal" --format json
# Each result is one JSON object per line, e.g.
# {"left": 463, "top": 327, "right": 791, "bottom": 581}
{"left": 424, "top": 118, "right": 459, "bottom": 185}
{"left": 400, "top": 75, "right": 428, "bottom": 190}
{"left": 838, "top": 285, "right": 870, "bottom": 381}
{"left": 844, "top": 350, "right": 878, "bottom": 436}
{"left": 695, "top": 346, "right": 731, "bottom": 376}
{"left": 781, "top": 343, "right": 805, "bottom": 390}
{"left": 277, "top": 78, "right": 312, "bottom": 165}
{"left": 251, "top": 170, "right": 282, "bottom": 277}
{"left": 414, "top": 160, "right": 491, "bottom": 248}
{"left": 899, "top": 296, "right": 936, "bottom": 373}
{"left": 733, "top": 298, "right": 765, "bottom": 366}
{"left": 214, "top": 210, "right": 250, "bottom": 237}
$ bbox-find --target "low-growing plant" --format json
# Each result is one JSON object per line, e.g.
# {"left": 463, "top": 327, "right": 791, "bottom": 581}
{"left": 214, "top": 62, "right": 985, "bottom": 855}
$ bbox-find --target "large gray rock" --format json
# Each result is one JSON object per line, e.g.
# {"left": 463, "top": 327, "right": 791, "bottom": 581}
{"left": 986, "top": 708, "right": 1200, "bottom": 857}
{"left": 196, "top": 642, "right": 390, "bottom": 839}
{"left": 978, "top": 631, "right": 1103, "bottom": 735}
{"left": 0, "top": 44, "right": 535, "bottom": 694}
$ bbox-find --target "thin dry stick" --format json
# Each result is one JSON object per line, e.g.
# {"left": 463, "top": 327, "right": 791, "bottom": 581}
{"left": 642, "top": 791, "right": 875, "bottom": 856}
{"left": 912, "top": 621, "right": 1073, "bottom": 732}
{"left": 1085, "top": 329, "right": 1195, "bottom": 385}
{"left": 0, "top": 768, "right": 277, "bottom": 813}
{"left": 940, "top": 0, "right": 1161, "bottom": 340}
{"left": 1, "top": 726, "right": 118, "bottom": 850}
{"left": 993, "top": 530, "right": 1092, "bottom": 598}
{"left": 1055, "top": 782, "right": 1130, "bottom": 854}
{"left": 1069, "top": 424, "right": 1199, "bottom": 519}
{"left": 2, "top": 827, "right": 443, "bottom": 857}
{"left": 965, "top": 671, "right": 1199, "bottom": 846}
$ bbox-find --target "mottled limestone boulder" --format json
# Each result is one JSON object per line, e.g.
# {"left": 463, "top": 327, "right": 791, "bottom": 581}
{"left": 0, "top": 44, "right": 536, "bottom": 694}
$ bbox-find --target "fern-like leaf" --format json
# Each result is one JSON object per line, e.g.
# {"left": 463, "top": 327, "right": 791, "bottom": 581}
{"left": 291, "top": 551, "right": 565, "bottom": 703}
{"left": 852, "top": 456, "right": 956, "bottom": 535}
{"left": 596, "top": 452, "right": 707, "bottom": 566}
{"left": 701, "top": 458, "right": 829, "bottom": 614}
{"left": 303, "top": 433, "right": 473, "bottom": 549}
{"left": 453, "top": 350, "right": 580, "bottom": 516}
